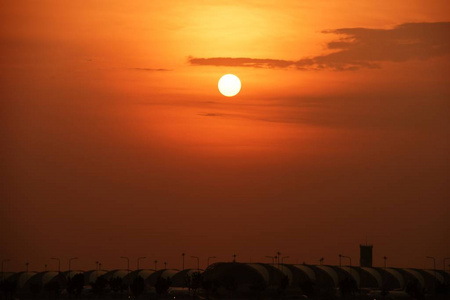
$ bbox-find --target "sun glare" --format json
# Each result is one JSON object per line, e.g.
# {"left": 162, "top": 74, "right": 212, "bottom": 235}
{"left": 218, "top": 74, "right": 241, "bottom": 97}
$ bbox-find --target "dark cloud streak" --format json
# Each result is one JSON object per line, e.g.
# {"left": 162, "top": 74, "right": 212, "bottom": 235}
{"left": 133, "top": 68, "right": 172, "bottom": 72}
{"left": 189, "top": 22, "right": 450, "bottom": 71}
{"left": 189, "top": 57, "right": 295, "bottom": 69}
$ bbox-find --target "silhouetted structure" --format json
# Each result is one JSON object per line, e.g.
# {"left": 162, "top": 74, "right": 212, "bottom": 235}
{"left": 1, "top": 263, "right": 447, "bottom": 299}
{"left": 360, "top": 244, "right": 373, "bottom": 267}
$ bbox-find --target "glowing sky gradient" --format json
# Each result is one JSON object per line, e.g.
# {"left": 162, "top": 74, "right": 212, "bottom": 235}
{"left": 1, "top": 0, "right": 449, "bottom": 272}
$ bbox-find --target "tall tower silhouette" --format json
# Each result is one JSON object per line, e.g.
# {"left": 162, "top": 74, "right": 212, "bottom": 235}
{"left": 360, "top": 244, "right": 373, "bottom": 267}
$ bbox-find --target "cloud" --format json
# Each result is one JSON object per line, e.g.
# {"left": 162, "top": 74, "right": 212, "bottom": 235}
{"left": 133, "top": 68, "right": 172, "bottom": 71}
{"left": 198, "top": 112, "right": 229, "bottom": 117}
{"left": 198, "top": 110, "right": 310, "bottom": 124}
{"left": 189, "top": 22, "right": 450, "bottom": 70}
{"left": 189, "top": 57, "right": 295, "bottom": 69}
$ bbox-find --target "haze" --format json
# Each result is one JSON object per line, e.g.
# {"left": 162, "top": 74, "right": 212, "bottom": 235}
{"left": 1, "top": 0, "right": 449, "bottom": 272}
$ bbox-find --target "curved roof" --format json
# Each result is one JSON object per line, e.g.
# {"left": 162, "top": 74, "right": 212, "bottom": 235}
{"left": 292, "top": 265, "right": 316, "bottom": 282}
{"left": 145, "top": 269, "right": 179, "bottom": 286}
{"left": 276, "top": 264, "right": 294, "bottom": 285}
{"left": 61, "top": 270, "right": 84, "bottom": 279}
{"left": 247, "top": 264, "right": 271, "bottom": 284}
{"left": 380, "top": 268, "right": 404, "bottom": 289}
{"left": 0, "top": 272, "right": 14, "bottom": 281}
{"left": 339, "top": 267, "right": 360, "bottom": 286}
{"left": 123, "top": 269, "right": 155, "bottom": 285}
{"left": 22, "top": 271, "right": 60, "bottom": 288}
{"left": 315, "top": 266, "right": 339, "bottom": 287}
{"left": 171, "top": 269, "right": 201, "bottom": 287}
{"left": 421, "top": 269, "right": 444, "bottom": 284}
{"left": 279, "top": 264, "right": 316, "bottom": 287}
{"left": 5, "top": 272, "right": 37, "bottom": 288}
{"left": 400, "top": 268, "right": 425, "bottom": 289}
{"left": 83, "top": 270, "right": 107, "bottom": 284}
{"left": 203, "top": 263, "right": 275, "bottom": 287}
{"left": 101, "top": 269, "right": 130, "bottom": 281}
{"left": 260, "top": 263, "right": 287, "bottom": 286}
{"left": 360, "top": 267, "right": 382, "bottom": 288}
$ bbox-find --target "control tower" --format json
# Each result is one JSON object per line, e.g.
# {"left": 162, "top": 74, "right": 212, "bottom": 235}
{"left": 360, "top": 244, "right": 373, "bottom": 267}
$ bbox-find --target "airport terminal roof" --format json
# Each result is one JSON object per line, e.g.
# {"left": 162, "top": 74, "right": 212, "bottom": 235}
{"left": 123, "top": 269, "right": 155, "bottom": 285}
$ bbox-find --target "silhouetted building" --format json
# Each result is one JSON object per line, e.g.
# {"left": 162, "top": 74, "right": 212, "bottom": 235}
{"left": 360, "top": 244, "right": 373, "bottom": 267}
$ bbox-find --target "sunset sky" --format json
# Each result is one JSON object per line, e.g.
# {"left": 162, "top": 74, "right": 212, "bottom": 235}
{"left": 1, "top": 0, "right": 449, "bottom": 272}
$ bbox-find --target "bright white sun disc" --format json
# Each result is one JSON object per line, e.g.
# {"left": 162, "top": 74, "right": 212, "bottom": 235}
{"left": 218, "top": 74, "right": 241, "bottom": 97}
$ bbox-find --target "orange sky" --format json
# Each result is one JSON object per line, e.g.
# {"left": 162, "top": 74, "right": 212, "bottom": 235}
{"left": 1, "top": 0, "right": 449, "bottom": 272}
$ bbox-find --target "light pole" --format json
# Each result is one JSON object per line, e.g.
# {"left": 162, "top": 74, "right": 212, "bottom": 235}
{"left": 339, "top": 254, "right": 351, "bottom": 266}
{"left": 95, "top": 261, "right": 99, "bottom": 278}
{"left": 282, "top": 256, "right": 290, "bottom": 264}
{"left": 154, "top": 260, "right": 158, "bottom": 270}
{"left": 191, "top": 256, "right": 199, "bottom": 271}
{"left": 319, "top": 257, "right": 324, "bottom": 266}
{"left": 25, "top": 262, "right": 30, "bottom": 282}
{"left": 51, "top": 257, "right": 61, "bottom": 273}
{"left": 121, "top": 257, "right": 130, "bottom": 274}
{"left": 137, "top": 257, "right": 146, "bottom": 270}
{"left": 1, "top": 259, "right": 10, "bottom": 280}
{"left": 276, "top": 251, "right": 281, "bottom": 268}
{"left": 164, "top": 262, "right": 167, "bottom": 269}
{"left": 343, "top": 255, "right": 352, "bottom": 266}
{"left": 182, "top": 253, "right": 185, "bottom": 270}
{"left": 383, "top": 256, "right": 388, "bottom": 268}
{"left": 426, "top": 256, "right": 436, "bottom": 279}
{"left": 232, "top": 254, "right": 237, "bottom": 263}
{"left": 207, "top": 256, "right": 216, "bottom": 267}
{"left": 266, "top": 256, "right": 275, "bottom": 265}
{"left": 69, "top": 257, "right": 78, "bottom": 278}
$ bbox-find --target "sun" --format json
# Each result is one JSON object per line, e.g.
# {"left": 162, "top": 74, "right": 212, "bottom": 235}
{"left": 218, "top": 74, "right": 241, "bottom": 97}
